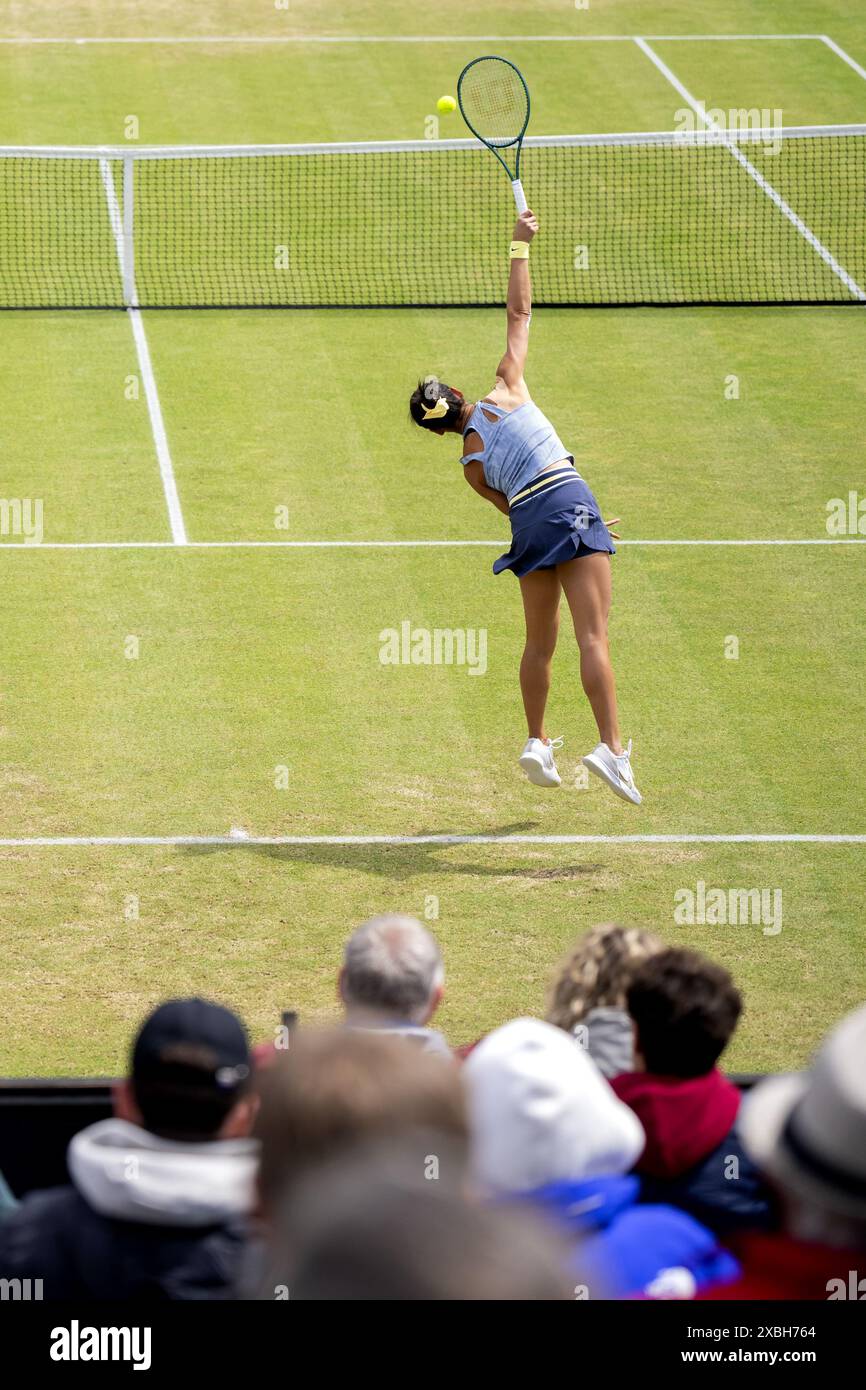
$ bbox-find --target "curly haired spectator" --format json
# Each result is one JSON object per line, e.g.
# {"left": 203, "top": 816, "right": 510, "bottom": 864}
{"left": 546, "top": 923, "right": 664, "bottom": 1077}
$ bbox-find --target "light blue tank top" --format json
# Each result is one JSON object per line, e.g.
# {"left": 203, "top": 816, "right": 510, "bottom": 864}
{"left": 462, "top": 399, "right": 576, "bottom": 501}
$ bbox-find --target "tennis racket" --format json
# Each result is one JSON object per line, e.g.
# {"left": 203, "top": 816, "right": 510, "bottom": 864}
{"left": 457, "top": 55, "right": 531, "bottom": 212}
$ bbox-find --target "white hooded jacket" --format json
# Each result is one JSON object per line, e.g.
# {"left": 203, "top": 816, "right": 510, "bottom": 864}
{"left": 464, "top": 1018, "right": 645, "bottom": 1194}
{"left": 68, "top": 1118, "right": 259, "bottom": 1227}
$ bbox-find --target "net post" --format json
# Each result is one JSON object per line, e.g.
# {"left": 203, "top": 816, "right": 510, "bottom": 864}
{"left": 122, "top": 154, "right": 137, "bottom": 307}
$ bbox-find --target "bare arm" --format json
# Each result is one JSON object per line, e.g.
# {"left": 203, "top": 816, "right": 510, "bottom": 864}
{"left": 495, "top": 210, "right": 539, "bottom": 394}
{"left": 461, "top": 217, "right": 538, "bottom": 512}
{"left": 463, "top": 458, "right": 510, "bottom": 516}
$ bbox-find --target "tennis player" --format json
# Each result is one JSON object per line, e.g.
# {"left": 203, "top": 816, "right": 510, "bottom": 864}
{"left": 409, "top": 211, "right": 640, "bottom": 804}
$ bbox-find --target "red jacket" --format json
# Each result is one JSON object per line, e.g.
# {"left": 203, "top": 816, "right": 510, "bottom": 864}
{"left": 700, "top": 1232, "right": 866, "bottom": 1300}
{"left": 611, "top": 1068, "right": 741, "bottom": 1177}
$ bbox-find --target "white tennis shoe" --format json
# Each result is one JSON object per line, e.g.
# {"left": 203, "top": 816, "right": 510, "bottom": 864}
{"left": 519, "top": 736, "right": 564, "bottom": 788}
{"left": 582, "top": 738, "right": 642, "bottom": 805}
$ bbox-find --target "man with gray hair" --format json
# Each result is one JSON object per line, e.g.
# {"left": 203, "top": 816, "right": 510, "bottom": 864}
{"left": 339, "top": 914, "right": 451, "bottom": 1057}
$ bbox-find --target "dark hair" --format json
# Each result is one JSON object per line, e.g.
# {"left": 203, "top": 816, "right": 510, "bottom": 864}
{"left": 626, "top": 947, "right": 742, "bottom": 1077}
{"left": 409, "top": 377, "right": 465, "bottom": 432}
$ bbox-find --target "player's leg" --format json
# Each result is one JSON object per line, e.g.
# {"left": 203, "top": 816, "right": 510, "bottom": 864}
{"left": 556, "top": 551, "right": 619, "bottom": 749}
{"left": 518, "top": 566, "right": 561, "bottom": 738}
{"left": 516, "top": 567, "right": 563, "bottom": 787}
{"left": 557, "top": 551, "right": 641, "bottom": 805}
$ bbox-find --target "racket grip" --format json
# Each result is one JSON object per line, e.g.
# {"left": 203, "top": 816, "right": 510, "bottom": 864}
{"left": 511, "top": 179, "right": 528, "bottom": 214}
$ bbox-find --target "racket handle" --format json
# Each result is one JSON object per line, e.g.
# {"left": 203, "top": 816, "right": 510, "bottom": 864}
{"left": 511, "top": 179, "right": 528, "bottom": 213}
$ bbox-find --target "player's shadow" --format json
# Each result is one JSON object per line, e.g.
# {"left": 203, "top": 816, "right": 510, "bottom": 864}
{"left": 180, "top": 821, "right": 606, "bottom": 881}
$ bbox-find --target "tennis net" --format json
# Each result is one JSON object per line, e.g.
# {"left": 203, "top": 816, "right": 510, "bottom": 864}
{"left": 1, "top": 127, "right": 864, "bottom": 308}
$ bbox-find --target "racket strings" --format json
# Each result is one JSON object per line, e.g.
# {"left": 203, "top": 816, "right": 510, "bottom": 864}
{"left": 459, "top": 61, "right": 527, "bottom": 146}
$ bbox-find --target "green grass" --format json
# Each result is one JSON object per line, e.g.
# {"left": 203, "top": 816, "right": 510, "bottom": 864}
{"left": 0, "top": 544, "right": 862, "bottom": 836}
{"left": 0, "top": 1, "right": 863, "bottom": 1074}
{"left": 0, "top": 38, "right": 684, "bottom": 144}
{"left": 137, "top": 306, "right": 866, "bottom": 542}
{"left": 1, "top": 843, "right": 863, "bottom": 1076}
{"left": 0, "top": 312, "right": 170, "bottom": 540}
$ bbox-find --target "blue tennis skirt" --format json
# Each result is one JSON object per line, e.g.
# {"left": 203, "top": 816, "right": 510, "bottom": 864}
{"left": 494, "top": 465, "right": 615, "bottom": 578}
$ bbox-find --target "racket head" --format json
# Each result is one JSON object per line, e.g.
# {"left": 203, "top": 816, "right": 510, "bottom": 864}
{"left": 457, "top": 55, "right": 530, "bottom": 152}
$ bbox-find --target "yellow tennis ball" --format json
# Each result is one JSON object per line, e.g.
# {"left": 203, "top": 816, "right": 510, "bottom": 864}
{"left": 437, "top": 95, "right": 457, "bottom": 115}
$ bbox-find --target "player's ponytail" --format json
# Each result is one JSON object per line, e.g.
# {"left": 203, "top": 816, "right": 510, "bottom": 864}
{"left": 409, "top": 377, "right": 465, "bottom": 432}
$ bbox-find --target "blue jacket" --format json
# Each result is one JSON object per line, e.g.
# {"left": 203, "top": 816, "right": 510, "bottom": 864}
{"left": 519, "top": 1174, "right": 739, "bottom": 1298}
{"left": 637, "top": 1127, "right": 774, "bottom": 1236}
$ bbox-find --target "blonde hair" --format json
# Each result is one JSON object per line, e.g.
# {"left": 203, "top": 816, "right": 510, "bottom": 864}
{"left": 546, "top": 923, "right": 664, "bottom": 1033}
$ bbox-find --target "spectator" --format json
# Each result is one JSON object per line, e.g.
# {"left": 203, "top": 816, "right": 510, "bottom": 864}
{"left": 339, "top": 913, "right": 450, "bottom": 1056}
{"left": 611, "top": 948, "right": 772, "bottom": 1234}
{"left": 254, "top": 1026, "right": 466, "bottom": 1220}
{"left": 702, "top": 1003, "right": 866, "bottom": 1299}
{"left": 464, "top": 1018, "right": 739, "bottom": 1298}
{"left": 0, "top": 999, "right": 258, "bottom": 1300}
{"left": 258, "top": 1135, "right": 572, "bottom": 1300}
{"left": 546, "top": 923, "right": 663, "bottom": 1077}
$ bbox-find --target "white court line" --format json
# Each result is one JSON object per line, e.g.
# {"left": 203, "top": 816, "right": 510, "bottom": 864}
{"left": 0, "top": 539, "right": 864, "bottom": 552}
{"left": 0, "top": 834, "right": 863, "bottom": 847}
{"left": 628, "top": 36, "right": 823, "bottom": 43}
{"left": 821, "top": 35, "right": 866, "bottom": 82}
{"left": 0, "top": 35, "right": 828, "bottom": 46}
{"left": 633, "top": 39, "right": 866, "bottom": 302}
{"left": 98, "top": 159, "right": 187, "bottom": 545}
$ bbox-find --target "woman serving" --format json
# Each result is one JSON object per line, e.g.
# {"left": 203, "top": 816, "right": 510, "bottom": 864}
{"left": 409, "top": 210, "right": 641, "bottom": 804}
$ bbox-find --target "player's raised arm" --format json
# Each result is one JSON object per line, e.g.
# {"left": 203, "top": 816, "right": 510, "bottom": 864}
{"left": 496, "top": 210, "right": 538, "bottom": 391}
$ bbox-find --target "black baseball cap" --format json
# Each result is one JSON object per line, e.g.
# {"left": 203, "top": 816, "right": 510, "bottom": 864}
{"left": 131, "top": 998, "right": 251, "bottom": 1138}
